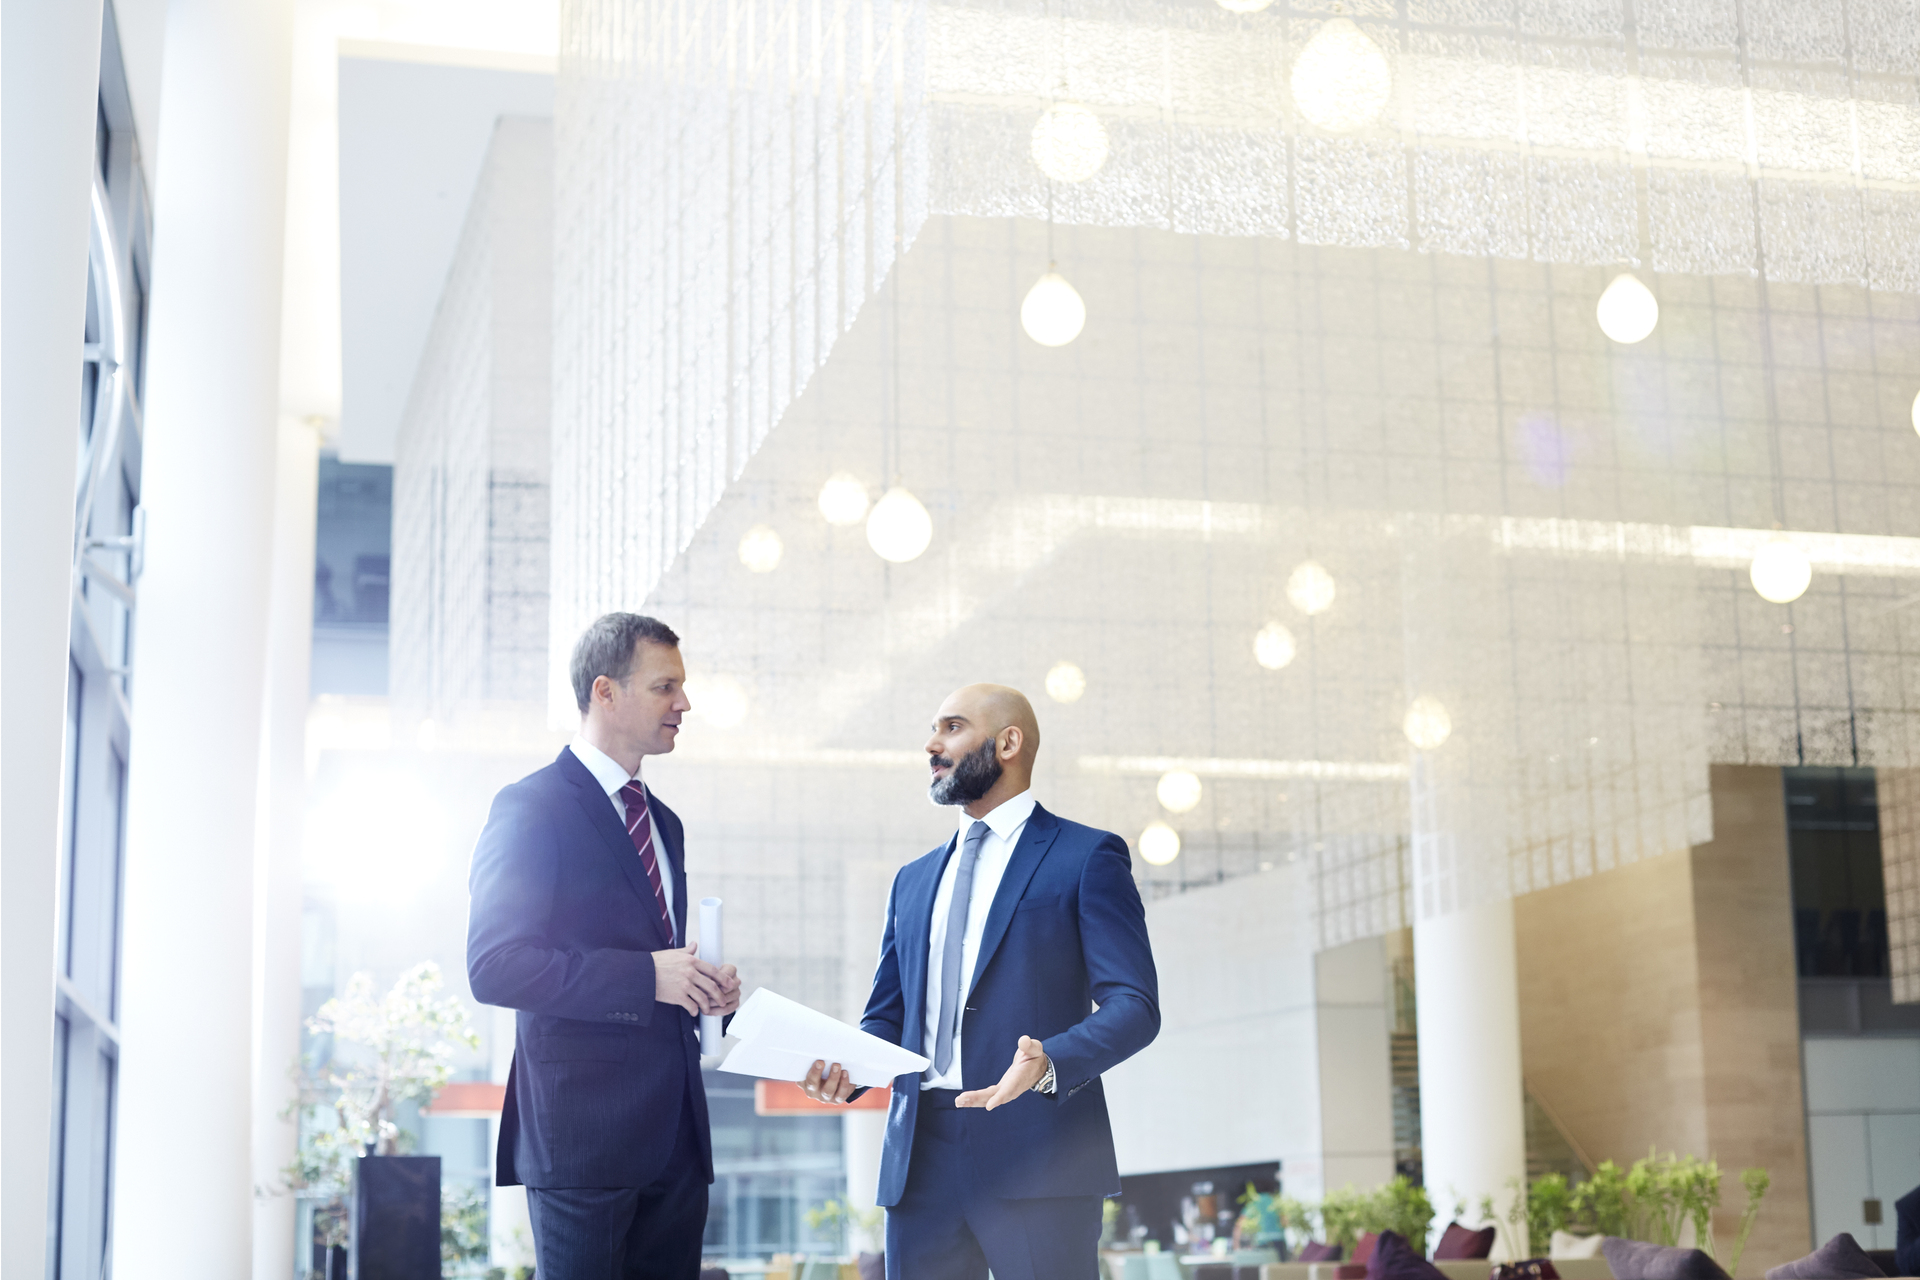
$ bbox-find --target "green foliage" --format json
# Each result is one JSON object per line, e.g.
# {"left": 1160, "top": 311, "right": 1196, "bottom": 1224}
{"left": 1570, "top": 1161, "right": 1633, "bottom": 1238}
{"left": 306, "top": 963, "right": 481, "bottom": 1157}
{"left": 1727, "top": 1169, "right": 1771, "bottom": 1278}
{"left": 1560, "top": 1153, "right": 1769, "bottom": 1271}
{"left": 276, "top": 963, "right": 480, "bottom": 1240}
{"left": 1520, "top": 1173, "right": 1574, "bottom": 1258}
{"left": 1314, "top": 1178, "right": 1434, "bottom": 1251}
{"left": 1236, "top": 1185, "right": 1286, "bottom": 1245}
{"left": 805, "top": 1198, "right": 885, "bottom": 1252}
{"left": 1378, "top": 1177, "right": 1436, "bottom": 1245}
{"left": 442, "top": 1184, "right": 491, "bottom": 1273}
{"left": 1320, "top": 1185, "right": 1372, "bottom": 1250}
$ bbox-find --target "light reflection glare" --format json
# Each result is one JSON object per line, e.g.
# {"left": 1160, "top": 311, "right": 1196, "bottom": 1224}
{"left": 306, "top": 771, "right": 449, "bottom": 903}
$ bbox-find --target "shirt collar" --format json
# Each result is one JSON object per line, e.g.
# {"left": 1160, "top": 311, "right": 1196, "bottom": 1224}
{"left": 959, "top": 789, "right": 1036, "bottom": 842}
{"left": 571, "top": 737, "right": 640, "bottom": 797}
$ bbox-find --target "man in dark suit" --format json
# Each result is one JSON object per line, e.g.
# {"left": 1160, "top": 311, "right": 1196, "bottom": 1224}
{"left": 803, "top": 683, "right": 1161, "bottom": 1280}
{"left": 1895, "top": 1184, "right": 1920, "bottom": 1277}
{"left": 468, "top": 612, "right": 741, "bottom": 1278}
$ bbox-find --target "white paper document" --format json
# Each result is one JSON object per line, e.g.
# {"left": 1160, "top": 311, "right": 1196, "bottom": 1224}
{"left": 717, "top": 988, "right": 929, "bottom": 1089}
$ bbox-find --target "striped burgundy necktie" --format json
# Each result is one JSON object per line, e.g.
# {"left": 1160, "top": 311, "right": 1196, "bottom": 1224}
{"left": 619, "top": 780, "right": 676, "bottom": 945}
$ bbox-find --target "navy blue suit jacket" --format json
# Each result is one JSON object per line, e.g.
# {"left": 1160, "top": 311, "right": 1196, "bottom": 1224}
{"left": 859, "top": 804, "right": 1160, "bottom": 1205}
{"left": 466, "top": 748, "right": 710, "bottom": 1189}
{"left": 1896, "top": 1184, "right": 1920, "bottom": 1277}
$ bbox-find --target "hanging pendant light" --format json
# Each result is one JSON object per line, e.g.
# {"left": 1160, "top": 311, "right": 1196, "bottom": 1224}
{"left": 1156, "top": 769, "right": 1203, "bottom": 813}
{"left": 1596, "top": 273, "right": 1659, "bottom": 344}
{"left": 1910, "top": 389, "right": 1919, "bottom": 438}
{"left": 1031, "top": 102, "right": 1109, "bottom": 183}
{"left": 738, "top": 525, "right": 783, "bottom": 573}
{"left": 1291, "top": 18, "right": 1391, "bottom": 133}
{"left": 1045, "top": 661, "right": 1087, "bottom": 703}
{"left": 1254, "top": 621, "right": 1297, "bottom": 669}
{"left": 1021, "top": 270, "right": 1086, "bottom": 346}
{"left": 1403, "top": 696, "right": 1452, "bottom": 750}
{"left": 686, "top": 675, "right": 749, "bottom": 729}
{"left": 1138, "top": 821, "right": 1182, "bottom": 866}
{"left": 817, "top": 473, "right": 870, "bottom": 525}
{"left": 1286, "top": 560, "right": 1336, "bottom": 615}
{"left": 866, "top": 486, "right": 933, "bottom": 562}
{"left": 1750, "top": 536, "right": 1811, "bottom": 604}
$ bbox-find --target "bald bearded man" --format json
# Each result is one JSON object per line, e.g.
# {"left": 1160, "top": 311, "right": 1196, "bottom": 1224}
{"left": 802, "top": 684, "right": 1161, "bottom": 1280}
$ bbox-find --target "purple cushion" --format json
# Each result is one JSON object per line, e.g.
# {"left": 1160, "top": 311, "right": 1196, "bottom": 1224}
{"left": 1301, "top": 1243, "right": 1345, "bottom": 1263}
{"left": 1601, "top": 1238, "right": 1732, "bottom": 1280}
{"left": 1436, "top": 1224, "right": 1497, "bottom": 1261}
{"left": 1766, "top": 1234, "right": 1886, "bottom": 1280}
{"left": 1367, "top": 1231, "right": 1449, "bottom": 1280}
{"left": 1353, "top": 1234, "right": 1382, "bottom": 1266}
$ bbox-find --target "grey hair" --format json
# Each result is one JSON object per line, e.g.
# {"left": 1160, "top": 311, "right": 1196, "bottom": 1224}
{"left": 570, "top": 613, "right": 681, "bottom": 712}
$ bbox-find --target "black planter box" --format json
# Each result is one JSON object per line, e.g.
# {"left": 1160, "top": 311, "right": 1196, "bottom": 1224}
{"left": 351, "top": 1154, "right": 440, "bottom": 1280}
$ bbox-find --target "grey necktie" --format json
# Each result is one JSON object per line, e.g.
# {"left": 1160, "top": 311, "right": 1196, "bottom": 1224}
{"left": 932, "top": 821, "right": 990, "bottom": 1077}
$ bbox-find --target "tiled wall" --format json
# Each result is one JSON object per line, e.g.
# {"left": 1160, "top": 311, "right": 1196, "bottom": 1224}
{"left": 391, "top": 117, "right": 553, "bottom": 737}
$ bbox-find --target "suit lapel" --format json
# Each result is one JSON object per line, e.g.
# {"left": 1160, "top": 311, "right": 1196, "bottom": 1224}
{"left": 654, "top": 795, "right": 687, "bottom": 948}
{"left": 965, "top": 805, "right": 1061, "bottom": 997}
{"left": 899, "top": 834, "right": 957, "bottom": 1056}
{"left": 556, "top": 748, "right": 674, "bottom": 950}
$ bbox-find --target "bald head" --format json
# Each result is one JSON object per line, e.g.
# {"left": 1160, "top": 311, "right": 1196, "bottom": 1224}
{"left": 924, "top": 683, "right": 1041, "bottom": 816}
{"left": 949, "top": 684, "right": 1039, "bottom": 760}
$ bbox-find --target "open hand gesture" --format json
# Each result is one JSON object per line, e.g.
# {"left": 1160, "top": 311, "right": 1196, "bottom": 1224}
{"left": 955, "top": 1035, "right": 1048, "bottom": 1110}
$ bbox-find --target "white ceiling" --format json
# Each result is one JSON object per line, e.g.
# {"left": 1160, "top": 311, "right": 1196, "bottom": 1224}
{"left": 336, "top": 51, "right": 552, "bottom": 463}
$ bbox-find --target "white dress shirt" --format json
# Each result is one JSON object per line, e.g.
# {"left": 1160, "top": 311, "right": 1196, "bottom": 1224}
{"left": 570, "top": 738, "right": 678, "bottom": 938}
{"left": 920, "top": 789, "right": 1036, "bottom": 1090}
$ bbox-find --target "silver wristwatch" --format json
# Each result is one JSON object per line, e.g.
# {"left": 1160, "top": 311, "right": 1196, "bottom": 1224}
{"left": 1033, "top": 1057, "right": 1056, "bottom": 1095}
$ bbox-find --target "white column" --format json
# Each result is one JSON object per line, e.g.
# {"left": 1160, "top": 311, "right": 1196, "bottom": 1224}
{"left": 1412, "top": 899, "right": 1527, "bottom": 1253}
{"left": 843, "top": 1109, "right": 887, "bottom": 1209}
{"left": 1, "top": 1, "right": 106, "bottom": 1273}
{"left": 253, "top": 420, "right": 319, "bottom": 1280}
{"left": 115, "top": 0, "right": 296, "bottom": 1275}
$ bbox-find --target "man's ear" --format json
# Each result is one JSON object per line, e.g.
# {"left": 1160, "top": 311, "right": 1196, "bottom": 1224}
{"left": 999, "top": 726, "right": 1023, "bottom": 760}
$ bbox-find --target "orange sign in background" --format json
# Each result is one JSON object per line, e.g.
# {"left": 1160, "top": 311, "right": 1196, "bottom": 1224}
{"left": 754, "top": 1080, "right": 890, "bottom": 1115}
{"left": 423, "top": 1082, "right": 508, "bottom": 1117}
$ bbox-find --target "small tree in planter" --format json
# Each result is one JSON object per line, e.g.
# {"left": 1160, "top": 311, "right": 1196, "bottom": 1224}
{"left": 288, "top": 962, "right": 479, "bottom": 1278}
{"left": 303, "top": 962, "right": 480, "bottom": 1155}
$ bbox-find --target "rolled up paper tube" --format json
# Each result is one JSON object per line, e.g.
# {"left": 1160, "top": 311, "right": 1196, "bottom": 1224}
{"left": 699, "top": 897, "right": 724, "bottom": 1055}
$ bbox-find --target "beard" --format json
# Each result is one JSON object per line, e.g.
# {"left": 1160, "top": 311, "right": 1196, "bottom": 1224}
{"left": 928, "top": 737, "right": 1003, "bottom": 806}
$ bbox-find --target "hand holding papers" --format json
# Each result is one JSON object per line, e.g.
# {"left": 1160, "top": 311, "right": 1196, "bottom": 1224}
{"left": 717, "top": 988, "right": 929, "bottom": 1089}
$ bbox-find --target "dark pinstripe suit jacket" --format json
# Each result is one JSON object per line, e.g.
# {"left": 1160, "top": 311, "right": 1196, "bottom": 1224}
{"left": 467, "top": 747, "right": 710, "bottom": 1189}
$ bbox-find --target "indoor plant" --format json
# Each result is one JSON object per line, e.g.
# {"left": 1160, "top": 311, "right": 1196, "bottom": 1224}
{"left": 285, "top": 962, "right": 479, "bottom": 1278}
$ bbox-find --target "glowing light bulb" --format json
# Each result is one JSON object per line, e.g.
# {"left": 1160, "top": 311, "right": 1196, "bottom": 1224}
{"left": 866, "top": 487, "right": 933, "bottom": 562}
{"left": 1291, "top": 18, "right": 1391, "bottom": 133}
{"left": 1750, "top": 537, "right": 1811, "bottom": 604}
{"left": 1021, "top": 271, "right": 1086, "bottom": 346}
{"left": 1030, "top": 102, "right": 1109, "bottom": 183}
{"left": 1139, "top": 821, "right": 1182, "bottom": 866}
{"left": 738, "top": 524, "right": 783, "bottom": 573}
{"left": 1046, "top": 661, "right": 1087, "bottom": 703}
{"left": 1596, "top": 273, "right": 1659, "bottom": 344}
{"left": 1910, "top": 389, "right": 1919, "bottom": 437}
{"left": 1404, "top": 696, "right": 1452, "bottom": 750}
{"left": 1254, "top": 621, "right": 1297, "bottom": 670}
{"left": 1157, "top": 769, "right": 1203, "bottom": 814}
{"left": 686, "top": 675, "right": 749, "bottom": 729}
{"left": 818, "top": 473, "right": 871, "bottom": 525}
{"left": 1287, "top": 561, "right": 1336, "bottom": 615}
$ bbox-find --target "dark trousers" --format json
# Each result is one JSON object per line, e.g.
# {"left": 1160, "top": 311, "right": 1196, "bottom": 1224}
{"left": 884, "top": 1089, "right": 1101, "bottom": 1280}
{"left": 525, "top": 1104, "right": 708, "bottom": 1280}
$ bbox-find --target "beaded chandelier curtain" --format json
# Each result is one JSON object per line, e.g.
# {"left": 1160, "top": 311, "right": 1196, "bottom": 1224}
{"left": 546, "top": 0, "right": 1920, "bottom": 943}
